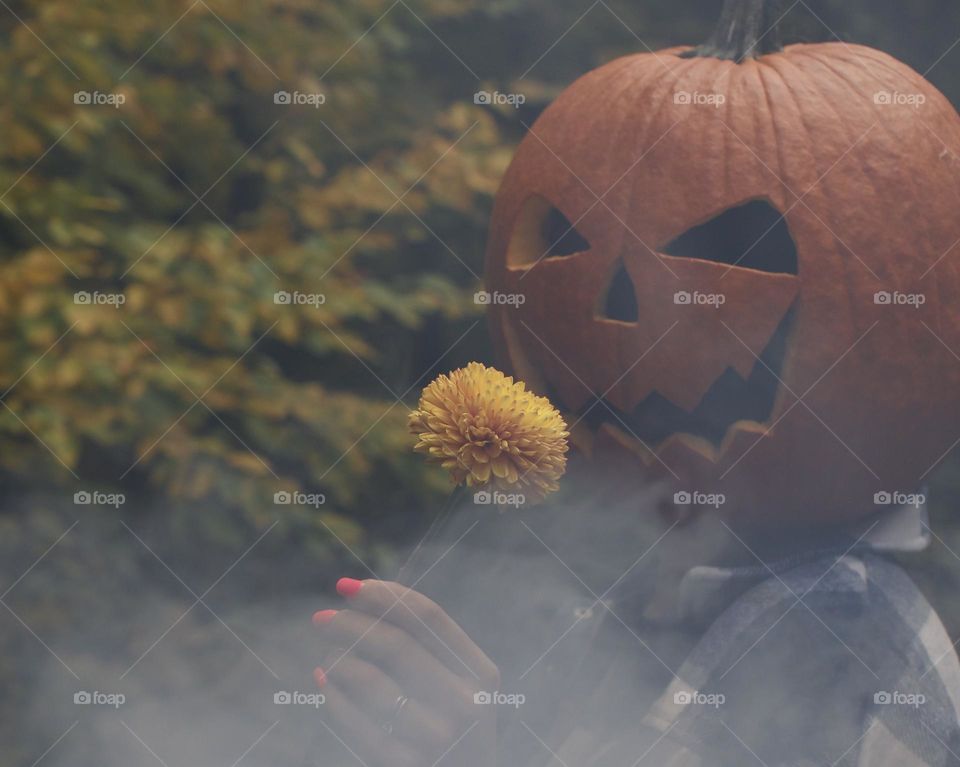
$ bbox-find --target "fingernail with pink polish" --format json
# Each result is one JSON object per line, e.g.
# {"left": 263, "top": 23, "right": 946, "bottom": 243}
{"left": 312, "top": 609, "right": 337, "bottom": 626}
{"left": 336, "top": 577, "right": 363, "bottom": 598}
{"left": 313, "top": 667, "right": 327, "bottom": 689}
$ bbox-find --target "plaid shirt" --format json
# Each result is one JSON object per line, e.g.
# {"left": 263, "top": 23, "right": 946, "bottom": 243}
{"left": 528, "top": 505, "right": 960, "bottom": 767}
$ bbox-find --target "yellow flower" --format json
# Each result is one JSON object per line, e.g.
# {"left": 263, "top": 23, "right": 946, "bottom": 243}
{"left": 408, "top": 362, "right": 569, "bottom": 503}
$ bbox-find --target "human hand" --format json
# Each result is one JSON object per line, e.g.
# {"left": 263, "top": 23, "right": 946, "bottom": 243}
{"left": 312, "top": 578, "right": 500, "bottom": 767}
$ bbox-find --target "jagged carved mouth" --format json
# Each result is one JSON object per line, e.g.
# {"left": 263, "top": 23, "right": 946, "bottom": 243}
{"left": 580, "top": 304, "right": 795, "bottom": 449}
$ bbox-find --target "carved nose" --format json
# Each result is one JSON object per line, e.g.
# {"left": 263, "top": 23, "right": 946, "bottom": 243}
{"left": 599, "top": 261, "right": 638, "bottom": 322}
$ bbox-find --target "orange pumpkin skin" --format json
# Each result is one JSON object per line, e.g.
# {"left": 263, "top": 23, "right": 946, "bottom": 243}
{"left": 485, "top": 42, "right": 960, "bottom": 530}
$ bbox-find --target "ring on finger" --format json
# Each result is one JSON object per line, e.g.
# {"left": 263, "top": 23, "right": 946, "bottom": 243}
{"left": 380, "top": 694, "right": 410, "bottom": 735}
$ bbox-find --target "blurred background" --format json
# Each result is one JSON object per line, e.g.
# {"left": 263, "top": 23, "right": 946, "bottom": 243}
{"left": 4, "top": 0, "right": 960, "bottom": 763}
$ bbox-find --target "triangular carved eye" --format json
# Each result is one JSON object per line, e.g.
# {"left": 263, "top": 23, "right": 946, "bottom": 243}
{"left": 542, "top": 206, "right": 590, "bottom": 257}
{"left": 662, "top": 199, "right": 798, "bottom": 274}
{"left": 507, "top": 195, "right": 591, "bottom": 267}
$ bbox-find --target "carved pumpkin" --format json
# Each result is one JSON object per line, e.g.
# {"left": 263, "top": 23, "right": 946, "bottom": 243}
{"left": 485, "top": 0, "right": 960, "bottom": 529}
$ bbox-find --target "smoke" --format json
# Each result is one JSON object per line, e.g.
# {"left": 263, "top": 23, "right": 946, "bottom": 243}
{"left": 12, "top": 475, "right": 680, "bottom": 766}
{"left": 13, "top": 473, "right": 945, "bottom": 766}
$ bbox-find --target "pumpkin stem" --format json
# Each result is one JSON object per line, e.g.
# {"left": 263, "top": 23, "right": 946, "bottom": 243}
{"left": 682, "top": 0, "right": 784, "bottom": 62}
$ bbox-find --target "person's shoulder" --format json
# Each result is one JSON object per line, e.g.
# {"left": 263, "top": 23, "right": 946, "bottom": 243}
{"left": 701, "top": 550, "right": 956, "bottom": 705}
{"left": 698, "top": 550, "right": 935, "bottom": 653}
{"left": 647, "top": 551, "right": 960, "bottom": 766}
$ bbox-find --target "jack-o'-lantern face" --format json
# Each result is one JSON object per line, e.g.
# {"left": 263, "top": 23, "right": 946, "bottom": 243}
{"left": 485, "top": 37, "right": 960, "bottom": 528}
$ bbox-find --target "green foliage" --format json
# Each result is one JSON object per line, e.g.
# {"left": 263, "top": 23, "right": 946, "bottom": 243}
{"left": 0, "top": 0, "right": 530, "bottom": 564}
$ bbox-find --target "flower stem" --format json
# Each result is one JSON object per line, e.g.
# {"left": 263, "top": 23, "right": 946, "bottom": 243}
{"left": 397, "top": 484, "right": 469, "bottom": 585}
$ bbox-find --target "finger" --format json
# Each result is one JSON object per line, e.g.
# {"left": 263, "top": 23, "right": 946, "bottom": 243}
{"left": 324, "top": 655, "right": 458, "bottom": 753}
{"left": 320, "top": 680, "right": 422, "bottom": 767}
{"left": 335, "top": 578, "right": 499, "bottom": 683}
{"left": 318, "top": 608, "right": 476, "bottom": 712}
